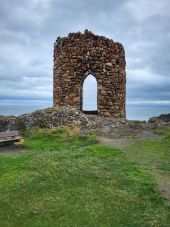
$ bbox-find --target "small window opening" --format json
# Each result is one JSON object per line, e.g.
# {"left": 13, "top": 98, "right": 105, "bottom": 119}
{"left": 83, "top": 74, "right": 97, "bottom": 114}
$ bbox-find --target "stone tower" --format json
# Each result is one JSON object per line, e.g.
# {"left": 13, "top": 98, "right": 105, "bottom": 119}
{"left": 53, "top": 30, "right": 126, "bottom": 118}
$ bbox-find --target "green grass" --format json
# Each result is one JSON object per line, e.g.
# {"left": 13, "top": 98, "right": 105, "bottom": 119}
{"left": 0, "top": 128, "right": 170, "bottom": 227}
{"left": 125, "top": 128, "right": 170, "bottom": 175}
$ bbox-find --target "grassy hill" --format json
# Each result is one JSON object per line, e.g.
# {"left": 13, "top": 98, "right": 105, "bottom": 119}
{"left": 0, "top": 127, "right": 170, "bottom": 226}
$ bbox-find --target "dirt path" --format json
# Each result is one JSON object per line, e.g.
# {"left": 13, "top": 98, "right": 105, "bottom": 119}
{"left": 97, "top": 128, "right": 162, "bottom": 148}
{"left": 0, "top": 146, "right": 27, "bottom": 155}
{"left": 97, "top": 136, "right": 133, "bottom": 148}
{"left": 155, "top": 173, "right": 170, "bottom": 204}
{"left": 97, "top": 134, "right": 170, "bottom": 204}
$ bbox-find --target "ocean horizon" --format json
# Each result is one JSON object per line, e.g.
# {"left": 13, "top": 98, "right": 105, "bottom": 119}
{"left": 0, "top": 101, "right": 170, "bottom": 121}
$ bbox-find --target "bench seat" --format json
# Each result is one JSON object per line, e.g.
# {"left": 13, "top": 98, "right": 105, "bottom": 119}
{"left": 0, "top": 130, "right": 22, "bottom": 144}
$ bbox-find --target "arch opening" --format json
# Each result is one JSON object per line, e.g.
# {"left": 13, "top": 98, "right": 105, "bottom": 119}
{"left": 82, "top": 74, "right": 97, "bottom": 114}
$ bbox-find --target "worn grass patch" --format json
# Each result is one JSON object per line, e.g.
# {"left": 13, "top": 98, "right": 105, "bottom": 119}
{"left": 125, "top": 128, "right": 170, "bottom": 172}
{"left": 125, "top": 128, "right": 170, "bottom": 207}
{"left": 0, "top": 128, "right": 170, "bottom": 226}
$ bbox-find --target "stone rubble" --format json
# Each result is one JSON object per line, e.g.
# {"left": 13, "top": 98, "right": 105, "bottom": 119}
{"left": 0, "top": 107, "right": 89, "bottom": 131}
{"left": 0, "top": 107, "right": 169, "bottom": 139}
{"left": 148, "top": 113, "right": 170, "bottom": 123}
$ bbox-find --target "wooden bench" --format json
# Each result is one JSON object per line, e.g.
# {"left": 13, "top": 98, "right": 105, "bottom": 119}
{"left": 0, "top": 130, "right": 22, "bottom": 144}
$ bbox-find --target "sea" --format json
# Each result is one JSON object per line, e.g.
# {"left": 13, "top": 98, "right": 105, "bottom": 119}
{"left": 0, "top": 101, "right": 170, "bottom": 121}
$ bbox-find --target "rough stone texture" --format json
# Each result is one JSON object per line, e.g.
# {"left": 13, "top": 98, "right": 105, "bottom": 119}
{"left": 0, "top": 108, "right": 169, "bottom": 140}
{"left": 53, "top": 29, "right": 126, "bottom": 118}
{"left": 84, "top": 115, "right": 170, "bottom": 139}
{"left": 0, "top": 107, "right": 89, "bottom": 131}
{"left": 148, "top": 113, "right": 170, "bottom": 123}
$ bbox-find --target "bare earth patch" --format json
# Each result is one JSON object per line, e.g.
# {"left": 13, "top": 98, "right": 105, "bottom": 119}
{"left": 0, "top": 146, "right": 27, "bottom": 155}
{"left": 154, "top": 173, "right": 170, "bottom": 204}
{"left": 97, "top": 136, "right": 133, "bottom": 148}
{"left": 97, "top": 129, "right": 162, "bottom": 148}
{"left": 97, "top": 129, "right": 170, "bottom": 204}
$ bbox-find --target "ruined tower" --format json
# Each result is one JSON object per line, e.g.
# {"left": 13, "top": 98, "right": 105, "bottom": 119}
{"left": 53, "top": 30, "right": 126, "bottom": 118}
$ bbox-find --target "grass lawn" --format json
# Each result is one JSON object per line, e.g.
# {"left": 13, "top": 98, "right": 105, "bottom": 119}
{"left": 0, "top": 127, "right": 170, "bottom": 227}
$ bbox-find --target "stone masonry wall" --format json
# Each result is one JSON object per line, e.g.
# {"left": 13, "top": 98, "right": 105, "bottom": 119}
{"left": 53, "top": 29, "right": 126, "bottom": 118}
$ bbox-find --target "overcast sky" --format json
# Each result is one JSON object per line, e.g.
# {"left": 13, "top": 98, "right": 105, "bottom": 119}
{"left": 0, "top": 0, "right": 170, "bottom": 106}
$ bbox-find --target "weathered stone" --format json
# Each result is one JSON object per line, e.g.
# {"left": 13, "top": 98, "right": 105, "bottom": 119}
{"left": 0, "top": 109, "right": 170, "bottom": 140}
{"left": 105, "top": 62, "right": 112, "bottom": 67}
{"left": 148, "top": 113, "right": 170, "bottom": 123}
{"left": 0, "top": 107, "right": 89, "bottom": 131}
{"left": 104, "top": 112, "right": 111, "bottom": 117}
{"left": 53, "top": 30, "right": 126, "bottom": 118}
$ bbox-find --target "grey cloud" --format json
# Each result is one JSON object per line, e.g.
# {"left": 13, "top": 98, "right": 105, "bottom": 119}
{"left": 0, "top": 0, "right": 170, "bottom": 105}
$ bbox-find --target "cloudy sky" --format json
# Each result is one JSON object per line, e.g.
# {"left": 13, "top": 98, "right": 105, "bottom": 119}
{"left": 0, "top": 0, "right": 170, "bottom": 107}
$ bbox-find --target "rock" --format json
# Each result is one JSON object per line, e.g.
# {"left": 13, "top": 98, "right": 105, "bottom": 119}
{"left": 0, "top": 109, "right": 169, "bottom": 140}
{"left": 105, "top": 62, "right": 112, "bottom": 67}
{"left": 0, "top": 115, "right": 17, "bottom": 131}
{"left": 73, "top": 97, "right": 79, "bottom": 103}
{"left": 148, "top": 113, "right": 170, "bottom": 123}
{"left": 103, "top": 112, "right": 110, "bottom": 117}
{"left": 0, "top": 107, "right": 89, "bottom": 131}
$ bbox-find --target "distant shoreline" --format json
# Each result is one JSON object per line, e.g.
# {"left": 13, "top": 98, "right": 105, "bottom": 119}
{"left": 1, "top": 105, "right": 170, "bottom": 121}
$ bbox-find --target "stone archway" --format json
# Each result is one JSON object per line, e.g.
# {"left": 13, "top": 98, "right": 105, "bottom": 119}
{"left": 81, "top": 73, "right": 97, "bottom": 114}
{"left": 53, "top": 30, "right": 126, "bottom": 118}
